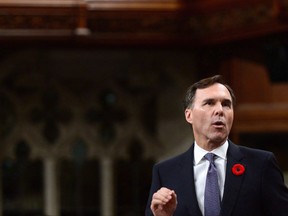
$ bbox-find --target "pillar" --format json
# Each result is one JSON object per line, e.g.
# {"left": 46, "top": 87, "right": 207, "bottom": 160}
{"left": 101, "top": 157, "right": 114, "bottom": 216}
{"left": 44, "top": 157, "right": 60, "bottom": 216}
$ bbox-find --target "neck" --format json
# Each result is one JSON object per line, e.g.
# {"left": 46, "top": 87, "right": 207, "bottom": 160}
{"left": 195, "top": 139, "right": 226, "bottom": 151}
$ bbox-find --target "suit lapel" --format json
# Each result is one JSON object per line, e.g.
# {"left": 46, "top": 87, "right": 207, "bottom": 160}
{"left": 221, "top": 141, "right": 246, "bottom": 216}
{"left": 179, "top": 145, "right": 203, "bottom": 216}
{"left": 179, "top": 142, "right": 246, "bottom": 216}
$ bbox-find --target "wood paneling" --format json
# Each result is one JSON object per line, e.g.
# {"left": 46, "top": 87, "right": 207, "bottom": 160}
{"left": 221, "top": 58, "right": 288, "bottom": 142}
{"left": 0, "top": 0, "right": 288, "bottom": 46}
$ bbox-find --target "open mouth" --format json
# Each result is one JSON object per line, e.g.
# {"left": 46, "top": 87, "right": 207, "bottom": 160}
{"left": 213, "top": 121, "right": 225, "bottom": 127}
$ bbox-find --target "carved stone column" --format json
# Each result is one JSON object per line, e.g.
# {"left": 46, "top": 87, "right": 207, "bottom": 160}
{"left": 101, "top": 157, "right": 114, "bottom": 216}
{"left": 44, "top": 157, "right": 60, "bottom": 216}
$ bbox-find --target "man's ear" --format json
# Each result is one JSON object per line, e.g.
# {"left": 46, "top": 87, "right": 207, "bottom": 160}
{"left": 185, "top": 108, "right": 193, "bottom": 124}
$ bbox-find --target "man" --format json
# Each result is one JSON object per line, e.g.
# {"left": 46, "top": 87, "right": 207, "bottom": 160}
{"left": 145, "top": 75, "right": 288, "bottom": 216}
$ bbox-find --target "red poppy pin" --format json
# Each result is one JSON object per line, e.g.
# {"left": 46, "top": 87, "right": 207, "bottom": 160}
{"left": 232, "top": 164, "right": 245, "bottom": 176}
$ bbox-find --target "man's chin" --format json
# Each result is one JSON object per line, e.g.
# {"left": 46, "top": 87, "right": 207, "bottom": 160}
{"left": 210, "top": 134, "right": 228, "bottom": 144}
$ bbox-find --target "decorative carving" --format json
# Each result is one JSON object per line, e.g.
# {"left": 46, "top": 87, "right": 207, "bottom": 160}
{"left": 0, "top": 0, "right": 286, "bottom": 45}
{"left": 86, "top": 89, "right": 127, "bottom": 145}
{"left": 187, "top": 3, "right": 275, "bottom": 37}
{"left": 31, "top": 90, "right": 72, "bottom": 144}
{"left": 0, "top": 6, "right": 77, "bottom": 29}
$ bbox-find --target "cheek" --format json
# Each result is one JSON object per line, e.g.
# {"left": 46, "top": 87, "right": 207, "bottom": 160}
{"left": 191, "top": 107, "right": 211, "bottom": 125}
{"left": 194, "top": 112, "right": 209, "bottom": 126}
{"left": 227, "top": 113, "right": 234, "bottom": 126}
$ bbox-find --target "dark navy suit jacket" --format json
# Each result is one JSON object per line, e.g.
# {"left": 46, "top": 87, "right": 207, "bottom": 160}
{"left": 145, "top": 141, "right": 288, "bottom": 216}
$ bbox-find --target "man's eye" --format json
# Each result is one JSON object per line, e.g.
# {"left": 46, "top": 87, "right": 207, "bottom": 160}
{"left": 204, "top": 101, "right": 213, "bottom": 105}
{"left": 223, "top": 102, "right": 231, "bottom": 108}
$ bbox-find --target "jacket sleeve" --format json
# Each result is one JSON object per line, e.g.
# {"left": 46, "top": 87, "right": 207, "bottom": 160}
{"left": 145, "top": 164, "right": 161, "bottom": 216}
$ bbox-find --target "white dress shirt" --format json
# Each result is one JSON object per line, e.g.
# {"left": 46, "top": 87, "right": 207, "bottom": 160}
{"left": 193, "top": 140, "right": 228, "bottom": 215}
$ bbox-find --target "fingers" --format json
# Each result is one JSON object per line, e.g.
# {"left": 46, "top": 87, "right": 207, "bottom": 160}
{"left": 151, "top": 187, "right": 177, "bottom": 213}
{"left": 153, "top": 188, "right": 175, "bottom": 204}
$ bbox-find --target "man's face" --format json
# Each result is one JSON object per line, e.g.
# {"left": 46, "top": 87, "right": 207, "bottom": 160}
{"left": 185, "top": 83, "right": 234, "bottom": 148}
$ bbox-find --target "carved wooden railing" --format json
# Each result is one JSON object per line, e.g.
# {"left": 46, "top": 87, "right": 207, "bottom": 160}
{"left": 1, "top": 0, "right": 288, "bottom": 46}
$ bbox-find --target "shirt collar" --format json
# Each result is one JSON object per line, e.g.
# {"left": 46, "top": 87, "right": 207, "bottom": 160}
{"left": 194, "top": 140, "right": 228, "bottom": 165}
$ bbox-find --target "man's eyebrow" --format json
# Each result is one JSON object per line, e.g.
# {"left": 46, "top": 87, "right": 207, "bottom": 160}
{"left": 202, "top": 98, "right": 232, "bottom": 103}
{"left": 223, "top": 98, "right": 232, "bottom": 103}
{"left": 202, "top": 98, "right": 214, "bottom": 103}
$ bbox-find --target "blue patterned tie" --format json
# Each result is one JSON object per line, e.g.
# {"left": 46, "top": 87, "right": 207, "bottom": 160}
{"left": 204, "top": 153, "right": 221, "bottom": 216}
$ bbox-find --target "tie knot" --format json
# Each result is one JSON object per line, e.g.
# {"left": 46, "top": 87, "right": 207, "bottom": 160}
{"left": 204, "top": 153, "right": 216, "bottom": 163}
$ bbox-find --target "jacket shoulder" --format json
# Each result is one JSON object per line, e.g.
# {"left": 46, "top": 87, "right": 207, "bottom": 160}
{"left": 236, "top": 144, "right": 274, "bottom": 159}
{"left": 155, "top": 146, "right": 193, "bottom": 169}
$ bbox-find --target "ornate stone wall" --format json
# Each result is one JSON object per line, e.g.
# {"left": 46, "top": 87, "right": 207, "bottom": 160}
{"left": 0, "top": 48, "right": 195, "bottom": 160}
{"left": 0, "top": 47, "right": 196, "bottom": 215}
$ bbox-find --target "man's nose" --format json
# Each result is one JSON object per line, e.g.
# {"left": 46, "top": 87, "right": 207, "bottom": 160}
{"left": 215, "top": 103, "right": 224, "bottom": 115}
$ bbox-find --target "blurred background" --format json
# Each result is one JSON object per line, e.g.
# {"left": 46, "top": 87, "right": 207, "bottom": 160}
{"left": 0, "top": 0, "right": 288, "bottom": 215}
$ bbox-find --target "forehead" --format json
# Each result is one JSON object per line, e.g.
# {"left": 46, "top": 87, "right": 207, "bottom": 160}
{"left": 195, "top": 83, "right": 232, "bottom": 101}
